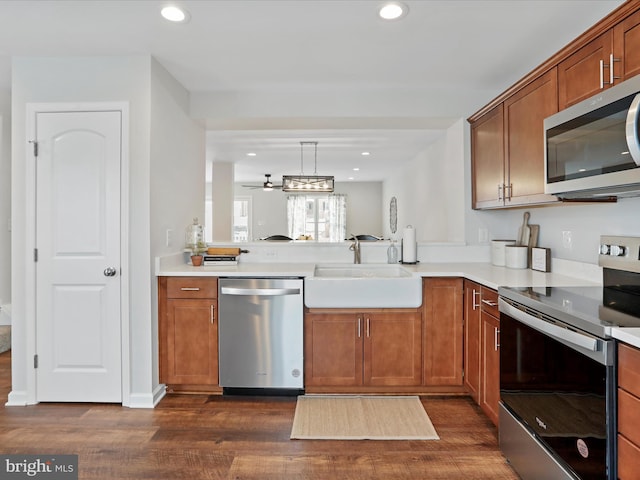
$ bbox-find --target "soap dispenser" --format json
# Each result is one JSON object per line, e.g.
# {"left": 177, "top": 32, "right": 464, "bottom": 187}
{"left": 387, "top": 240, "right": 398, "bottom": 264}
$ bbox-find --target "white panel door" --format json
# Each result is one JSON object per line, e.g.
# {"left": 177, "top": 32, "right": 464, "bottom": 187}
{"left": 35, "top": 110, "right": 122, "bottom": 402}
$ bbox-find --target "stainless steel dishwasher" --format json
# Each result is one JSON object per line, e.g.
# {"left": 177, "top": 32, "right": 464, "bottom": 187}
{"left": 218, "top": 277, "right": 304, "bottom": 393}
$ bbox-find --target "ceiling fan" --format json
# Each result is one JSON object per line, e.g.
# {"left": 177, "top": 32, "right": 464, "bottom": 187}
{"left": 241, "top": 174, "right": 283, "bottom": 191}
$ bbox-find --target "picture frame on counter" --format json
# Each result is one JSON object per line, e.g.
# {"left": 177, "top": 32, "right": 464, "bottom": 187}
{"left": 531, "top": 247, "right": 551, "bottom": 272}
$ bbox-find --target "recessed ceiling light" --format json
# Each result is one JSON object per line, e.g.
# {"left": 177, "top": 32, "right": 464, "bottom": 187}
{"left": 378, "top": 2, "right": 408, "bottom": 20}
{"left": 161, "top": 5, "right": 190, "bottom": 23}
{"left": 348, "top": 177, "right": 354, "bottom": 181}
{"left": 247, "top": 152, "right": 257, "bottom": 156}
{"left": 353, "top": 168, "right": 360, "bottom": 171}
{"left": 361, "top": 151, "right": 370, "bottom": 156}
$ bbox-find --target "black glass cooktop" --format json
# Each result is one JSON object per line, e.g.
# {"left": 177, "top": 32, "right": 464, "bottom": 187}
{"left": 499, "top": 284, "right": 640, "bottom": 339}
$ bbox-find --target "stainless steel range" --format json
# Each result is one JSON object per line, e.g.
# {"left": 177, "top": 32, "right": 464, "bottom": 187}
{"left": 498, "top": 235, "right": 640, "bottom": 480}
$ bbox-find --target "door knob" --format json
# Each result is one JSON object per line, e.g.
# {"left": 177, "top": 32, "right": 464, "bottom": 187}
{"left": 103, "top": 267, "right": 117, "bottom": 277}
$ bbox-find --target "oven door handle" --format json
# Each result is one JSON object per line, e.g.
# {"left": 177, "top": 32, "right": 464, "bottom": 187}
{"left": 499, "top": 298, "right": 600, "bottom": 352}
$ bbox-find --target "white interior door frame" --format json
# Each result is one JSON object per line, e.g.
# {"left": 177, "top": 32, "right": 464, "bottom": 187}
{"left": 25, "top": 101, "right": 130, "bottom": 406}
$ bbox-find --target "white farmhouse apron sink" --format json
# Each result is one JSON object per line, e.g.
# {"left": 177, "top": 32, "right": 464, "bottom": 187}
{"left": 304, "top": 264, "right": 422, "bottom": 308}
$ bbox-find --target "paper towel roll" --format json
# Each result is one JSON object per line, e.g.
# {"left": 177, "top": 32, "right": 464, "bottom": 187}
{"left": 402, "top": 225, "right": 417, "bottom": 263}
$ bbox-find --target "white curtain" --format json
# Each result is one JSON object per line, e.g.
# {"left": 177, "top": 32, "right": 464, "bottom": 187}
{"left": 287, "top": 195, "right": 307, "bottom": 239}
{"left": 286, "top": 194, "right": 347, "bottom": 242}
{"left": 328, "top": 194, "right": 347, "bottom": 242}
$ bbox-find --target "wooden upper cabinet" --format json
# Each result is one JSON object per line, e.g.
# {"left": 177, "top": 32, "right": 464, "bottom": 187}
{"left": 504, "top": 68, "right": 559, "bottom": 206}
{"left": 558, "top": 30, "right": 613, "bottom": 110}
{"left": 614, "top": 9, "right": 640, "bottom": 81}
{"left": 559, "top": 9, "right": 640, "bottom": 110}
{"left": 471, "top": 69, "right": 559, "bottom": 210}
{"left": 471, "top": 104, "right": 505, "bottom": 209}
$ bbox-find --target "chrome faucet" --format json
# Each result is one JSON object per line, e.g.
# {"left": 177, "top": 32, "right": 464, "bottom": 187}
{"left": 349, "top": 234, "right": 361, "bottom": 264}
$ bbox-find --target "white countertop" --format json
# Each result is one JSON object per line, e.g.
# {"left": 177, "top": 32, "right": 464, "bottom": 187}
{"left": 611, "top": 328, "right": 640, "bottom": 349}
{"left": 156, "top": 260, "right": 600, "bottom": 290}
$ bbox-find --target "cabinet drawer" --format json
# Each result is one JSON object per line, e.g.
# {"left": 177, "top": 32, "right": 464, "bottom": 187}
{"left": 619, "top": 343, "right": 640, "bottom": 398}
{"left": 166, "top": 277, "right": 217, "bottom": 299}
{"left": 618, "top": 388, "right": 640, "bottom": 447}
{"left": 618, "top": 433, "right": 640, "bottom": 480}
{"left": 480, "top": 286, "right": 499, "bottom": 318}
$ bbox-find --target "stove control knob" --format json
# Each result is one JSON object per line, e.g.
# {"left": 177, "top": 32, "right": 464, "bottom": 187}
{"left": 610, "top": 245, "right": 626, "bottom": 256}
{"left": 599, "top": 244, "right": 610, "bottom": 255}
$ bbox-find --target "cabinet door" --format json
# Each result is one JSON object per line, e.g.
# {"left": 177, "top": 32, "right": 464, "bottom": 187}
{"left": 558, "top": 30, "right": 613, "bottom": 110}
{"left": 471, "top": 104, "right": 505, "bottom": 209}
{"left": 423, "top": 278, "right": 463, "bottom": 386}
{"left": 464, "top": 280, "right": 482, "bottom": 401}
{"left": 504, "top": 68, "right": 559, "bottom": 206}
{"left": 614, "top": 9, "right": 640, "bottom": 82}
{"left": 305, "top": 313, "right": 363, "bottom": 386}
{"left": 364, "top": 312, "right": 422, "bottom": 386}
{"left": 164, "top": 298, "right": 218, "bottom": 385}
{"left": 480, "top": 311, "right": 500, "bottom": 427}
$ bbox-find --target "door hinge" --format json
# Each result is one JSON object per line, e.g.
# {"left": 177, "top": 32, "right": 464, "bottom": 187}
{"left": 33, "top": 354, "right": 38, "bottom": 369}
{"left": 34, "top": 248, "right": 38, "bottom": 262}
{"left": 29, "top": 140, "right": 38, "bottom": 157}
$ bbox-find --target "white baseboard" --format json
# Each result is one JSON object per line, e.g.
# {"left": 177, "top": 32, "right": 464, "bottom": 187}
{"left": 5, "top": 390, "right": 30, "bottom": 407}
{"left": 126, "top": 384, "right": 166, "bottom": 409}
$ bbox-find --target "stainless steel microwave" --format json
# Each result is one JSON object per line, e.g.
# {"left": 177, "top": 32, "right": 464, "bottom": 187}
{"left": 545, "top": 75, "right": 640, "bottom": 199}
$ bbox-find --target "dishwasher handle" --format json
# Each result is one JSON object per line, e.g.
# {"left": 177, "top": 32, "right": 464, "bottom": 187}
{"left": 220, "top": 287, "right": 301, "bottom": 296}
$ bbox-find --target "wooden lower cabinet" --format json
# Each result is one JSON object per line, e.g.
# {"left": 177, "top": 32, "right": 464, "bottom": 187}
{"left": 464, "top": 283, "right": 500, "bottom": 427}
{"left": 618, "top": 342, "right": 640, "bottom": 479}
{"left": 463, "top": 280, "right": 482, "bottom": 401}
{"left": 305, "top": 309, "right": 422, "bottom": 388}
{"left": 480, "top": 308, "right": 500, "bottom": 427}
{"left": 423, "top": 278, "right": 463, "bottom": 386}
{"left": 158, "top": 277, "right": 219, "bottom": 389}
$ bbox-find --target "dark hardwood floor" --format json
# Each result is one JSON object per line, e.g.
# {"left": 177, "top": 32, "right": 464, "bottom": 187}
{"left": 0, "top": 350, "right": 517, "bottom": 479}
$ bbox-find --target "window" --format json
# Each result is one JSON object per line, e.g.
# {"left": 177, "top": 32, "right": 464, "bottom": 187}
{"left": 233, "top": 196, "right": 252, "bottom": 242}
{"left": 287, "top": 194, "right": 346, "bottom": 242}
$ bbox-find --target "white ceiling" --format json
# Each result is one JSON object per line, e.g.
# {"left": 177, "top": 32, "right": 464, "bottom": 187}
{"left": 0, "top": 0, "right": 625, "bottom": 183}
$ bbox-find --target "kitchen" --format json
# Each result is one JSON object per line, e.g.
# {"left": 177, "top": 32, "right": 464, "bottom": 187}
{"left": 2, "top": 1, "right": 640, "bottom": 479}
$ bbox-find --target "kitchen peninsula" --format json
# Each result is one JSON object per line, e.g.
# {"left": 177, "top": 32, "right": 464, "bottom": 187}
{"left": 156, "top": 245, "right": 604, "bottom": 426}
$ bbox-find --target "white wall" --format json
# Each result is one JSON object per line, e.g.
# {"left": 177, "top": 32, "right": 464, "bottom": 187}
{"left": 149, "top": 58, "right": 205, "bottom": 393}
{"left": 0, "top": 87, "right": 10, "bottom": 312}
{"left": 211, "top": 162, "right": 234, "bottom": 241}
{"left": 234, "top": 181, "right": 383, "bottom": 241}
{"left": 382, "top": 120, "right": 465, "bottom": 243}
{"left": 10, "top": 56, "right": 204, "bottom": 406}
{"left": 337, "top": 182, "right": 383, "bottom": 237}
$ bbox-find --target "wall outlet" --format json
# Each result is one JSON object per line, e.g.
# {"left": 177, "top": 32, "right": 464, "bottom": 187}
{"left": 478, "top": 228, "right": 489, "bottom": 243}
{"left": 166, "top": 229, "right": 173, "bottom": 248}
{"left": 562, "top": 230, "right": 572, "bottom": 250}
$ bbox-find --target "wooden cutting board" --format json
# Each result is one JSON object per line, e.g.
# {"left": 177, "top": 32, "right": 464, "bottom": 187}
{"left": 207, "top": 247, "right": 242, "bottom": 256}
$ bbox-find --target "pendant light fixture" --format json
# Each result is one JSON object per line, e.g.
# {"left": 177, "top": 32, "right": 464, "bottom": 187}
{"left": 282, "top": 141, "right": 335, "bottom": 193}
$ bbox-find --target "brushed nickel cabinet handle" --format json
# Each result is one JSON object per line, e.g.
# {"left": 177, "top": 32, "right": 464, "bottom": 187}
{"left": 210, "top": 305, "right": 215, "bottom": 324}
{"left": 357, "top": 317, "right": 362, "bottom": 338}
{"left": 180, "top": 287, "right": 200, "bottom": 291}
{"left": 482, "top": 299, "right": 498, "bottom": 307}
{"left": 495, "top": 328, "right": 500, "bottom": 351}
{"left": 472, "top": 289, "right": 480, "bottom": 310}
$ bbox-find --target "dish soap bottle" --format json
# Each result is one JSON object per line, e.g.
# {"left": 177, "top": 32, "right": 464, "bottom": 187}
{"left": 387, "top": 240, "right": 398, "bottom": 264}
